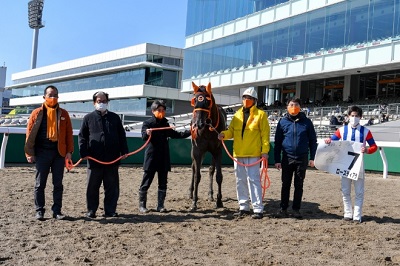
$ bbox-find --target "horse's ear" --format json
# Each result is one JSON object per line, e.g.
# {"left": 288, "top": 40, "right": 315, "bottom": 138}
{"left": 192, "top": 82, "right": 199, "bottom": 94}
{"left": 206, "top": 82, "right": 212, "bottom": 95}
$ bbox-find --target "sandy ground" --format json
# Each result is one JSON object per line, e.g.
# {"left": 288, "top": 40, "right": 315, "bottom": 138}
{"left": 1, "top": 164, "right": 400, "bottom": 266}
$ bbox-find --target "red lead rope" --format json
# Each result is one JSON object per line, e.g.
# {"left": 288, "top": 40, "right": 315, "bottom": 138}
{"left": 221, "top": 140, "right": 270, "bottom": 200}
{"left": 65, "top": 126, "right": 174, "bottom": 171}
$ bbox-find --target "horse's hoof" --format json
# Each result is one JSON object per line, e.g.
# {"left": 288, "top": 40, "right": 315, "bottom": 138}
{"left": 208, "top": 192, "right": 214, "bottom": 202}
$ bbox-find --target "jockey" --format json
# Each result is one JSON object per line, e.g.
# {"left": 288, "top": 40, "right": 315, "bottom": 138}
{"left": 325, "top": 105, "right": 377, "bottom": 223}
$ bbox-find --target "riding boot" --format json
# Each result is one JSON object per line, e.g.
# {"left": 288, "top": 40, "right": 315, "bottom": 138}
{"left": 157, "top": 189, "right": 167, "bottom": 213}
{"left": 139, "top": 191, "right": 149, "bottom": 213}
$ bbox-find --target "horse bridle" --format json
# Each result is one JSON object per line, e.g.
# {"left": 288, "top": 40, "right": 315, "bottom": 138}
{"left": 191, "top": 89, "right": 220, "bottom": 139}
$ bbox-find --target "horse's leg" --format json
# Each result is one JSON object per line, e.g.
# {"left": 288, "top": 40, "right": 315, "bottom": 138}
{"left": 188, "top": 161, "right": 194, "bottom": 200}
{"left": 208, "top": 157, "right": 215, "bottom": 201}
{"left": 215, "top": 150, "right": 224, "bottom": 208}
{"left": 191, "top": 157, "right": 202, "bottom": 211}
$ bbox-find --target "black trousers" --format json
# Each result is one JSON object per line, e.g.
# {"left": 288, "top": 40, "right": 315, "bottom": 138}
{"left": 280, "top": 155, "right": 309, "bottom": 211}
{"left": 86, "top": 165, "right": 119, "bottom": 215}
{"left": 34, "top": 147, "right": 65, "bottom": 214}
{"left": 139, "top": 170, "right": 168, "bottom": 192}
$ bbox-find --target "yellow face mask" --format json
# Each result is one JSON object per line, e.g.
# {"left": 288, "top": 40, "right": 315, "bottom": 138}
{"left": 287, "top": 106, "right": 301, "bottom": 116}
{"left": 45, "top": 97, "right": 58, "bottom": 107}
{"left": 242, "top": 99, "right": 254, "bottom": 108}
{"left": 154, "top": 110, "right": 165, "bottom": 119}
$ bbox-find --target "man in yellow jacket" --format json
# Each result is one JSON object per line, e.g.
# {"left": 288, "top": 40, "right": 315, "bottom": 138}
{"left": 218, "top": 87, "right": 270, "bottom": 219}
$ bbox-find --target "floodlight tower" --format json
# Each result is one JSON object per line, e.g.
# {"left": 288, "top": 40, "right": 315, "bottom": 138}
{"left": 28, "top": 0, "right": 45, "bottom": 69}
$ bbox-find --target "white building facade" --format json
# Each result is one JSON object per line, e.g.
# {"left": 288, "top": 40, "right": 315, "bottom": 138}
{"left": 7, "top": 43, "right": 236, "bottom": 116}
{"left": 182, "top": 0, "right": 400, "bottom": 106}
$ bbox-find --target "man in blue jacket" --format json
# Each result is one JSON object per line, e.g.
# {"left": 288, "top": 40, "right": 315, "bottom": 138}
{"left": 274, "top": 98, "right": 317, "bottom": 219}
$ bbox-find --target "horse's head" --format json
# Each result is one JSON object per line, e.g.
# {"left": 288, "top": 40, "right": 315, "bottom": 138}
{"left": 191, "top": 82, "right": 214, "bottom": 131}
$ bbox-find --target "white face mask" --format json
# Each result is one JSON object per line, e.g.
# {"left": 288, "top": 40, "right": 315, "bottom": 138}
{"left": 349, "top": 116, "right": 360, "bottom": 127}
{"left": 95, "top": 103, "right": 108, "bottom": 112}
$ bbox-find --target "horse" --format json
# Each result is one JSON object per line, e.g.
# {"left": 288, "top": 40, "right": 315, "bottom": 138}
{"left": 189, "top": 82, "right": 227, "bottom": 211}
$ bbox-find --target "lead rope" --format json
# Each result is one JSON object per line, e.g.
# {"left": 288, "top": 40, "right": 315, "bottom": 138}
{"left": 206, "top": 121, "right": 270, "bottom": 200}
{"left": 221, "top": 141, "right": 270, "bottom": 200}
{"left": 65, "top": 126, "right": 174, "bottom": 171}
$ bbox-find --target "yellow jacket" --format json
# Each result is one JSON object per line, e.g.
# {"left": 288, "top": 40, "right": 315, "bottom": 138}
{"left": 221, "top": 105, "right": 270, "bottom": 157}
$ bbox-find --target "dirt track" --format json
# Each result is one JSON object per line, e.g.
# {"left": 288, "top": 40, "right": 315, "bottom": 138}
{"left": 1, "top": 165, "right": 400, "bottom": 265}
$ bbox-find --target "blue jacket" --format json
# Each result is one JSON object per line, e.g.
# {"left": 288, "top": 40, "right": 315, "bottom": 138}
{"left": 274, "top": 112, "right": 317, "bottom": 163}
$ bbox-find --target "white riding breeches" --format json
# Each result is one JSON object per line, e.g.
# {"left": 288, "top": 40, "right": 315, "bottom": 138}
{"left": 341, "top": 171, "right": 365, "bottom": 222}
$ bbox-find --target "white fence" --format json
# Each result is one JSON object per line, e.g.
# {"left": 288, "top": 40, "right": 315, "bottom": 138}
{"left": 0, "top": 126, "right": 397, "bottom": 179}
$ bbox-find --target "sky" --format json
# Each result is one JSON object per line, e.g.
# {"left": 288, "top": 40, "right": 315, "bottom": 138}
{"left": 0, "top": 0, "right": 188, "bottom": 86}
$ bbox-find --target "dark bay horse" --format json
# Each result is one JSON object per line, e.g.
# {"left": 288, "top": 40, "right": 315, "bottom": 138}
{"left": 189, "top": 82, "right": 227, "bottom": 211}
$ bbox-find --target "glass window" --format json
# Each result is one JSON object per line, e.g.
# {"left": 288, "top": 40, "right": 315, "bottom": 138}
{"left": 325, "top": 5, "right": 346, "bottom": 49}
{"left": 186, "top": 0, "right": 291, "bottom": 36}
{"left": 305, "top": 9, "right": 326, "bottom": 53}
{"left": 12, "top": 54, "right": 184, "bottom": 85}
{"left": 288, "top": 16, "right": 306, "bottom": 57}
{"left": 273, "top": 19, "right": 290, "bottom": 59}
{"left": 394, "top": 0, "right": 400, "bottom": 37}
{"left": 183, "top": 0, "right": 400, "bottom": 80}
{"left": 346, "top": 1, "right": 369, "bottom": 45}
{"left": 12, "top": 69, "right": 146, "bottom": 98}
{"left": 368, "top": 0, "right": 394, "bottom": 41}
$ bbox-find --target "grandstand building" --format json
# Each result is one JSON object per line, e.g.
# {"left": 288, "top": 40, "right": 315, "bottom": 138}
{"left": 6, "top": 43, "right": 239, "bottom": 118}
{"left": 182, "top": 0, "right": 400, "bottom": 106}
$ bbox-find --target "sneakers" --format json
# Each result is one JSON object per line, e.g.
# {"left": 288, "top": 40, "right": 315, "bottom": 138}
{"left": 233, "top": 210, "right": 251, "bottom": 217}
{"left": 251, "top": 213, "right": 263, "bottom": 219}
{"left": 35, "top": 211, "right": 44, "bottom": 221}
{"left": 86, "top": 211, "right": 96, "bottom": 219}
{"left": 52, "top": 213, "right": 66, "bottom": 220}
{"left": 157, "top": 207, "right": 167, "bottom": 213}
{"left": 139, "top": 206, "right": 149, "bottom": 213}
{"left": 342, "top": 217, "right": 352, "bottom": 222}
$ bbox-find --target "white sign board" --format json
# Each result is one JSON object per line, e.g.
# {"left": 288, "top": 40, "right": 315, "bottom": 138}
{"left": 314, "top": 141, "right": 363, "bottom": 180}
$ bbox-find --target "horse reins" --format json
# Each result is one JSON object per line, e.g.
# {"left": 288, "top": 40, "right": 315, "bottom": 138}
{"left": 191, "top": 92, "right": 221, "bottom": 140}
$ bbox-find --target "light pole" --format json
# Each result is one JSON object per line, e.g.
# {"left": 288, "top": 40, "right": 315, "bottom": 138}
{"left": 28, "top": 0, "right": 44, "bottom": 69}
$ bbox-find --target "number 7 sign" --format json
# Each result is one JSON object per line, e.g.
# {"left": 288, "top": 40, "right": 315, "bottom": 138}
{"left": 315, "top": 141, "right": 364, "bottom": 180}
